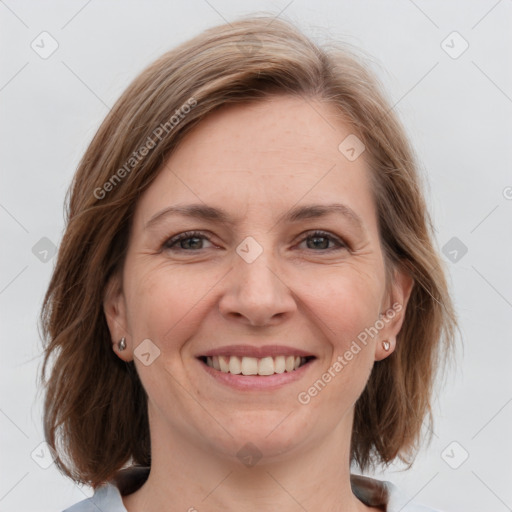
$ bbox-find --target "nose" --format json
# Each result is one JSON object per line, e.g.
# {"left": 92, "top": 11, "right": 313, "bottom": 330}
{"left": 218, "top": 246, "right": 297, "bottom": 327}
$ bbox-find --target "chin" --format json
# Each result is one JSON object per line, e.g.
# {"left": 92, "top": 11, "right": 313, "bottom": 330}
{"left": 205, "top": 410, "right": 310, "bottom": 463}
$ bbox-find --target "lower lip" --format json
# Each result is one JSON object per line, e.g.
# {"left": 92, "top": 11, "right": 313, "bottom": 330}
{"left": 197, "top": 358, "right": 315, "bottom": 391}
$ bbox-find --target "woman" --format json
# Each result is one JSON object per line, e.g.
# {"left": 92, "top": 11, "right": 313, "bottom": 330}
{"left": 40, "top": 14, "right": 457, "bottom": 512}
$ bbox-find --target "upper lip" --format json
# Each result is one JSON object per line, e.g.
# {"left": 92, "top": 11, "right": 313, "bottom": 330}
{"left": 197, "top": 345, "right": 316, "bottom": 359}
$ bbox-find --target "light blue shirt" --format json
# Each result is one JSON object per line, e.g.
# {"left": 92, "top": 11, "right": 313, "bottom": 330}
{"left": 62, "top": 467, "right": 442, "bottom": 511}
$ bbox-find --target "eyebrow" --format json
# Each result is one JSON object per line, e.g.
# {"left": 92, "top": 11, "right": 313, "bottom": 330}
{"left": 145, "top": 202, "right": 364, "bottom": 232}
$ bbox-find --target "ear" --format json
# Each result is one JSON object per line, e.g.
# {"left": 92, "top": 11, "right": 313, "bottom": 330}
{"left": 103, "top": 272, "right": 133, "bottom": 362}
{"left": 374, "top": 265, "right": 414, "bottom": 362}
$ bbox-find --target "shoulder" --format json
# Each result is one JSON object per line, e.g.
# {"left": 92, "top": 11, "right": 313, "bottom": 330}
{"left": 62, "top": 484, "right": 126, "bottom": 512}
{"left": 350, "top": 474, "right": 444, "bottom": 512}
{"left": 62, "top": 466, "right": 149, "bottom": 512}
{"left": 386, "top": 479, "right": 444, "bottom": 512}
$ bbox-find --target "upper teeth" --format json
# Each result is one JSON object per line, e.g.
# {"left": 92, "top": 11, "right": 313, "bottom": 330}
{"left": 205, "top": 355, "right": 307, "bottom": 375}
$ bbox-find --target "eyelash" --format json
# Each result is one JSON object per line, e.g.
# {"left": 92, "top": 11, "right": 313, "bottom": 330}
{"left": 162, "top": 230, "right": 347, "bottom": 253}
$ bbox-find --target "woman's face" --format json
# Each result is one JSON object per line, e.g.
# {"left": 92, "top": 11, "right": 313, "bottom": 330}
{"left": 105, "top": 95, "right": 411, "bottom": 464}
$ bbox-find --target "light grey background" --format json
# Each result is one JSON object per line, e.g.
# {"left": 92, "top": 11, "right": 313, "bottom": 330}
{"left": 1, "top": 1, "right": 511, "bottom": 511}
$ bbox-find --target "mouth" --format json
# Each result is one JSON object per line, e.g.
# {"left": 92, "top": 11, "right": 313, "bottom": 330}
{"left": 197, "top": 354, "right": 316, "bottom": 376}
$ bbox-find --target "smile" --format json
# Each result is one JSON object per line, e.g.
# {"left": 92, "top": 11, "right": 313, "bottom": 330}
{"left": 198, "top": 355, "right": 315, "bottom": 376}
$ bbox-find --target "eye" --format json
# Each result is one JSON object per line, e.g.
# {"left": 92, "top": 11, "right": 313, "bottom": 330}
{"left": 162, "top": 231, "right": 214, "bottom": 251}
{"left": 162, "top": 229, "right": 348, "bottom": 253}
{"left": 297, "top": 230, "right": 347, "bottom": 251}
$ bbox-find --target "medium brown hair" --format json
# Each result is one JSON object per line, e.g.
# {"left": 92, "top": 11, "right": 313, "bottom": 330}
{"left": 40, "top": 14, "right": 457, "bottom": 487}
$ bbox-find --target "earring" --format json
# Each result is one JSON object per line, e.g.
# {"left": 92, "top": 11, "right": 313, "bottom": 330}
{"left": 382, "top": 340, "right": 390, "bottom": 351}
{"left": 118, "top": 337, "right": 127, "bottom": 351}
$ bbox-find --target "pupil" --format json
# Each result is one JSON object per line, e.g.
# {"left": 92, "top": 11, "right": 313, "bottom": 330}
{"left": 309, "top": 236, "right": 328, "bottom": 249}
{"left": 184, "top": 237, "right": 201, "bottom": 249}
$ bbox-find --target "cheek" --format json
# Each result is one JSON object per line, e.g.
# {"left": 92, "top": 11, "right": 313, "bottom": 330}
{"left": 123, "top": 262, "right": 221, "bottom": 345}
{"left": 124, "top": 245, "right": 386, "bottom": 352}
{"left": 305, "top": 267, "right": 383, "bottom": 348}
{"left": 301, "top": 266, "right": 383, "bottom": 401}
{"left": 304, "top": 286, "right": 377, "bottom": 413}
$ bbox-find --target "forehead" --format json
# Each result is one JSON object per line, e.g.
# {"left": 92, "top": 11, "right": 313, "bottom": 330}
{"left": 134, "top": 95, "right": 376, "bottom": 229}
{"left": 173, "top": 94, "right": 356, "bottom": 168}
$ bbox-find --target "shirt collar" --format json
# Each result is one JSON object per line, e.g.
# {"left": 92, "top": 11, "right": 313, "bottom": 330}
{"left": 110, "top": 466, "right": 392, "bottom": 509}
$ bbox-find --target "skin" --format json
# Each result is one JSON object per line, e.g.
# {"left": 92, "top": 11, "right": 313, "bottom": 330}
{"left": 104, "top": 95, "right": 413, "bottom": 512}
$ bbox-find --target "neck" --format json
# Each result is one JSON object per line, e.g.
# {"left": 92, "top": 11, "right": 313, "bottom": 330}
{"left": 122, "top": 407, "right": 373, "bottom": 512}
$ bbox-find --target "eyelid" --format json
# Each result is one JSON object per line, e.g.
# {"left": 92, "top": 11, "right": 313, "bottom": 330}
{"left": 298, "top": 230, "right": 348, "bottom": 250}
{"left": 162, "top": 230, "right": 215, "bottom": 250}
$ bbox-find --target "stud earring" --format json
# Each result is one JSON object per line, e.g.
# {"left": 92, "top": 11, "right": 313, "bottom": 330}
{"left": 382, "top": 340, "right": 390, "bottom": 351}
{"left": 118, "top": 337, "right": 126, "bottom": 351}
